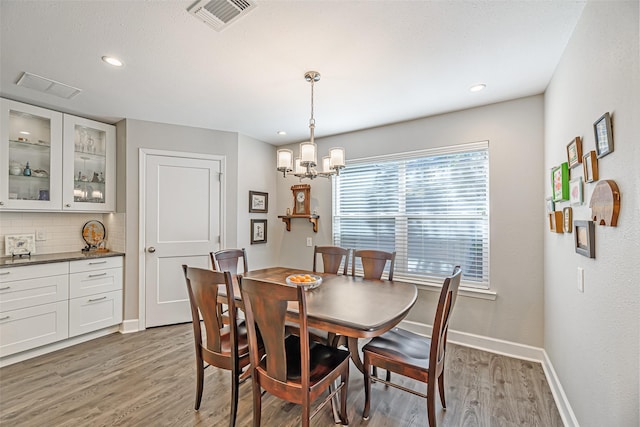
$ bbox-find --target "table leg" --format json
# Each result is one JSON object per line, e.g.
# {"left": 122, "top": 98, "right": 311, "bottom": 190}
{"left": 347, "top": 337, "right": 365, "bottom": 373}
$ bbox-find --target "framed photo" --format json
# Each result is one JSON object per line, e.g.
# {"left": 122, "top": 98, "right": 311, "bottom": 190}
{"left": 549, "top": 211, "right": 563, "bottom": 233}
{"left": 250, "top": 219, "right": 267, "bottom": 244}
{"left": 593, "top": 112, "right": 614, "bottom": 158}
{"left": 551, "top": 163, "right": 569, "bottom": 202}
{"left": 563, "top": 207, "right": 573, "bottom": 233}
{"left": 569, "top": 177, "right": 583, "bottom": 206}
{"left": 545, "top": 197, "right": 555, "bottom": 214}
{"left": 5, "top": 234, "right": 36, "bottom": 256}
{"left": 582, "top": 150, "right": 599, "bottom": 183}
{"left": 566, "top": 136, "right": 583, "bottom": 168}
{"left": 574, "top": 220, "right": 595, "bottom": 258}
{"left": 249, "top": 191, "right": 268, "bottom": 213}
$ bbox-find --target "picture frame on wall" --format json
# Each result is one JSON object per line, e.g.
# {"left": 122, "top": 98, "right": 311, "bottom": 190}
{"left": 250, "top": 219, "right": 267, "bottom": 244}
{"left": 551, "top": 163, "right": 570, "bottom": 202}
{"left": 594, "top": 112, "right": 614, "bottom": 158}
{"left": 545, "top": 197, "right": 555, "bottom": 214}
{"left": 5, "top": 234, "right": 36, "bottom": 256}
{"left": 249, "top": 191, "right": 268, "bottom": 213}
{"left": 563, "top": 207, "right": 573, "bottom": 233}
{"left": 582, "top": 150, "right": 599, "bottom": 183}
{"left": 566, "top": 136, "right": 583, "bottom": 168}
{"left": 574, "top": 220, "right": 595, "bottom": 258}
{"left": 569, "top": 177, "right": 583, "bottom": 206}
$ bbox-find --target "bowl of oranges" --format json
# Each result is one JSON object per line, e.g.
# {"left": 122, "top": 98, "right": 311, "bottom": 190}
{"left": 286, "top": 274, "right": 323, "bottom": 290}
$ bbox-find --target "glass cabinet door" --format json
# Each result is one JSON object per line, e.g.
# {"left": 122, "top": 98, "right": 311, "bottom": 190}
{"left": 62, "top": 115, "right": 115, "bottom": 211}
{"left": 0, "top": 99, "right": 63, "bottom": 210}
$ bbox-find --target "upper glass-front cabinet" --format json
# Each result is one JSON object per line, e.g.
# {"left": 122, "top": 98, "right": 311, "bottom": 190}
{"left": 0, "top": 99, "right": 116, "bottom": 212}
{"left": 0, "top": 99, "right": 63, "bottom": 210}
{"left": 62, "top": 115, "right": 115, "bottom": 211}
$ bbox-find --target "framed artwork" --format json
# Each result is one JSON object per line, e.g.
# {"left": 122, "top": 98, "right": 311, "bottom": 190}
{"left": 566, "top": 136, "right": 583, "bottom": 168}
{"left": 249, "top": 191, "right": 268, "bottom": 213}
{"left": 545, "top": 197, "right": 555, "bottom": 214}
{"left": 594, "top": 112, "right": 614, "bottom": 158}
{"left": 563, "top": 207, "right": 573, "bottom": 233}
{"left": 569, "top": 177, "right": 583, "bottom": 206}
{"left": 582, "top": 150, "right": 599, "bottom": 183}
{"left": 250, "top": 219, "right": 267, "bottom": 244}
{"left": 549, "top": 211, "right": 563, "bottom": 233}
{"left": 574, "top": 220, "right": 595, "bottom": 258}
{"left": 5, "top": 234, "right": 36, "bottom": 256}
{"left": 551, "top": 163, "right": 569, "bottom": 202}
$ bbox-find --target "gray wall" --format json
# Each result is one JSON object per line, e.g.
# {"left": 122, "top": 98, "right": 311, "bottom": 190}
{"left": 276, "top": 95, "right": 546, "bottom": 347}
{"left": 544, "top": 1, "right": 639, "bottom": 425}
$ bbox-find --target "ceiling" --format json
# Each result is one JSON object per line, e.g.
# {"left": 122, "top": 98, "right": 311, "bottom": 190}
{"left": 0, "top": 1, "right": 585, "bottom": 145}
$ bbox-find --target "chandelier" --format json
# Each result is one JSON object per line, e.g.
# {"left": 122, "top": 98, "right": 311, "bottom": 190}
{"left": 276, "top": 71, "right": 345, "bottom": 179}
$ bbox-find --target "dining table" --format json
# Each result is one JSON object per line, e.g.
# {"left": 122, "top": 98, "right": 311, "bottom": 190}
{"left": 222, "top": 266, "right": 418, "bottom": 373}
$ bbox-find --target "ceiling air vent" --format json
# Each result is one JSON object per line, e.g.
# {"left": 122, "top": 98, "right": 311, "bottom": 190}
{"left": 188, "top": 0, "right": 257, "bottom": 32}
{"left": 16, "top": 72, "right": 82, "bottom": 99}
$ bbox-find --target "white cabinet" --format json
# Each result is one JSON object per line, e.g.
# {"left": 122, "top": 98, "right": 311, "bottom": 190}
{"left": 68, "top": 257, "right": 123, "bottom": 338}
{"left": 0, "top": 98, "right": 63, "bottom": 210}
{"left": 0, "top": 255, "right": 123, "bottom": 359}
{"left": 0, "top": 263, "right": 69, "bottom": 358}
{"left": 0, "top": 98, "right": 116, "bottom": 212}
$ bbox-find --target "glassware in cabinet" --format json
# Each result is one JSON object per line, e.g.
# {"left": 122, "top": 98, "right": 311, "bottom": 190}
{"left": 0, "top": 99, "right": 63, "bottom": 210}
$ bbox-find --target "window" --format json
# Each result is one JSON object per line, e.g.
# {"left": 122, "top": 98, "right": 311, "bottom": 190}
{"left": 332, "top": 141, "right": 489, "bottom": 288}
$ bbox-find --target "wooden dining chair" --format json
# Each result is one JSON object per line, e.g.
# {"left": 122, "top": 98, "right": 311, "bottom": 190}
{"left": 362, "top": 266, "right": 462, "bottom": 427}
{"left": 182, "top": 265, "right": 250, "bottom": 427}
{"left": 313, "top": 245, "right": 350, "bottom": 275}
{"left": 211, "top": 248, "right": 248, "bottom": 274}
{"left": 240, "top": 276, "right": 350, "bottom": 427}
{"left": 352, "top": 249, "right": 396, "bottom": 280}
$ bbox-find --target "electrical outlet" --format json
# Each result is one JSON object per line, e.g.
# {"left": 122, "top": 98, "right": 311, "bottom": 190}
{"left": 306, "top": 237, "right": 313, "bottom": 247}
{"left": 36, "top": 230, "right": 46, "bottom": 241}
{"left": 577, "top": 267, "right": 584, "bottom": 292}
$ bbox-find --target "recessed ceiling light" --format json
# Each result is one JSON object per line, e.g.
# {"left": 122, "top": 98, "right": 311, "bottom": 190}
{"left": 102, "top": 56, "right": 124, "bottom": 67}
{"left": 20, "top": 131, "right": 30, "bottom": 135}
{"left": 277, "top": 130, "right": 287, "bottom": 135}
{"left": 470, "top": 84, "right": 486, "bottom": 92}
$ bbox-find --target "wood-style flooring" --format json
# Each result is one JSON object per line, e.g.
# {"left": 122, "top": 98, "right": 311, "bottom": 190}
{"left": 0, "top": 323, "right": 563, "bottom": 426}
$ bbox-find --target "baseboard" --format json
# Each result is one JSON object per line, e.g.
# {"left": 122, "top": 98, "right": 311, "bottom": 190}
{"left": 398, "top": 320, "right": 578, "bottom": 426}
{"left": 119, "top": 319, "right": 139, "bottom": 334}
{"left": 0, "top": 325, "right": 119, "bottom": 368}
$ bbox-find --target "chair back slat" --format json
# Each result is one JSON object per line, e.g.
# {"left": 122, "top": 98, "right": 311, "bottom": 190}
{"left": 211, "top": 248, "right": 248, "bottom": 274}
{"left": 430, "top": 266, "right": 462, "bottom": 375}
{"left": 313, "top": 245, "right": 350, "bottom": 275}
{"left": 352, "top": 249, "right": 396, "bottom": 280}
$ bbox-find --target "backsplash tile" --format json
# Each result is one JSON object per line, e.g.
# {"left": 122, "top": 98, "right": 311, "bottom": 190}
{"left": 0, "top": 212, "right": 125, "bottom": 255}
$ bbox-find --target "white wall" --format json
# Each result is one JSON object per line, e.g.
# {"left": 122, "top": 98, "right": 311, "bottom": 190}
{"left": 544, "top": 1, "right": 640, "bottom": 426}
{"left": 276, "top": 95, "right": 546, "bottom": 347}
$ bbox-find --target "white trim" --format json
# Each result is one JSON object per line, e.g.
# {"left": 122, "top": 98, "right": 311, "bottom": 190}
{"left": 399, "top": 319, "right": 578, "bottom": 426}
{"left": 138, "top": 148, "right": 226, "bottom": 331}
{"left": 0, "top": 325, "right": 119, "bottom": 368}
{"left": 412, "top": 280, "right": 497, "bottom": 301}
{"left": 119, "top": 319, "right": 139, "bottom": 334}
{"left": 347, "top": 140, "right": 489, "bottom": 164}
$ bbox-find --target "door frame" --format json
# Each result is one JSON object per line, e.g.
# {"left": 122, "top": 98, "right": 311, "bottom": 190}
{"left": 138, "top": 148, "right": 226, "bottom": 331}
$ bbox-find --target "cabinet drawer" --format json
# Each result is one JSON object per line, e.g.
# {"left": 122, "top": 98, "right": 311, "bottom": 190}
{"left": 69, "top": 290, "right": 122, "bottom": 337}
{"left": 69, "top": 256, "right": 122, "bottom": 273}
{"left": 69, "top": 267, "right": 122, "bottom": 298}
{"left": 0, "top": 263, "right": 68, "bottom": 283}
{"left": 0, "top": 274, "right": 68, "bottom": 312}
{"left": 0, "top": 301, "right": 69, "bottom": 357}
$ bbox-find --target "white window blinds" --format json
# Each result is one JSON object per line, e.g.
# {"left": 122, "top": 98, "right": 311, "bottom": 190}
{"left": 332, "top": 141, "right": 489, "bottom": 288}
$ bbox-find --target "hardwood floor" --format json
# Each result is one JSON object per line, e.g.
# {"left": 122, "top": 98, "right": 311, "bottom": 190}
{"left": 0, "top": 324, "right": 562, "bottom": 426}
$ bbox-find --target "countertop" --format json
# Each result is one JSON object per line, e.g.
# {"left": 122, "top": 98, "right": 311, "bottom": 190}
{"left": 0, "top": 251, "right": 124, "bottom": 268}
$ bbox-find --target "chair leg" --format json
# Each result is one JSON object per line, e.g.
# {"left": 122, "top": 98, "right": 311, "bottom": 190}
{"left": 340, "top": 370, "right": 349, "bottom": 425}
{"left": 427, "top": 382, "right": 437, "bottom": 427}
{"left": 386, "top": 369, "right": 391, "bottom": 382}
{"left": 195, "top": 361, "right": 204, "bottom": 410}
{"left": 229, "top": 369, "right": 240, "bottom": 427}
{"left": 363, "top": 354, "right": 371, "bottom": 420}
{"left": 252, "top": 377, "right": 262, "bottom": 427}
{"left": 438, "top": 371, "right": 446, "bottom": 409}
{"left": 302, "top": 393, "right": 311, "bottom": 427}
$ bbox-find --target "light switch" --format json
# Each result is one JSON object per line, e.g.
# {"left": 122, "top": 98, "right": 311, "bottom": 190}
{"left": 306, "top": 237, "right": 313, "bottom": 247}
{"left": 577, "top": 267, "right": 584, "bottom": 292}
{"left": 36, "top": 230, "right": 46, "bottom": 241}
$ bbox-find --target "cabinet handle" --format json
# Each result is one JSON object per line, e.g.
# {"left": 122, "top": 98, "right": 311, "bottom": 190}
{"left": 88, "top": 296, "right": 107, "bottom": 302}
{"left": 0, "top": 286, "right": 10, "bottom": 290}
{"left": 89, "top": 261, "right": 107, "bottom": 265}
{"left": 0, "top": 201, "right": 4, "bottom": 206}
{"left": 89, "top": 272, "right": 107, "bottom": 278}
{"left": 0, "top": 316, "right": 9, "bottom": 321}
{"left": 65, "top": 203, "right": 71, "bottom": 207}
{"left": 0, "top": 271, "right": 9, "bottom": 276}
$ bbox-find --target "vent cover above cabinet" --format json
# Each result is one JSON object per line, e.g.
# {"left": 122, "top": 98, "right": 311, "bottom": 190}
{"left": 188, "top": 0, "right": 257, "bottom": 32}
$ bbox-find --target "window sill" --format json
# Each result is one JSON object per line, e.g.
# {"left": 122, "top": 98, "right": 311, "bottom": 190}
{"left": 411, "top": 280, "right": 497, "bottom": 301}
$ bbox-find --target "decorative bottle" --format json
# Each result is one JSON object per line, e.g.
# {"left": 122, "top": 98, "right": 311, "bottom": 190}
{"left": 23, "top": 162, "right": 31, "bottom": 176}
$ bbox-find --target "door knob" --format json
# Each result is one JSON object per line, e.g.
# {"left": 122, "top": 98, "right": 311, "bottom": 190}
{"left": 147, "top": 247, "right": 156, "bottom": 253}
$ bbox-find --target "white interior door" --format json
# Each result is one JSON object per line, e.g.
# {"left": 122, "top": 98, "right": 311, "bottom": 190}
{"left": 143, "top": 152, "right": 222, "bottom": 327}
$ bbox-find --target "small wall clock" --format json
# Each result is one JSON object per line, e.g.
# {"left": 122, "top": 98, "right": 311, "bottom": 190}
{"left": 291, "top": 184, "right": 311, "bottom": 216}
